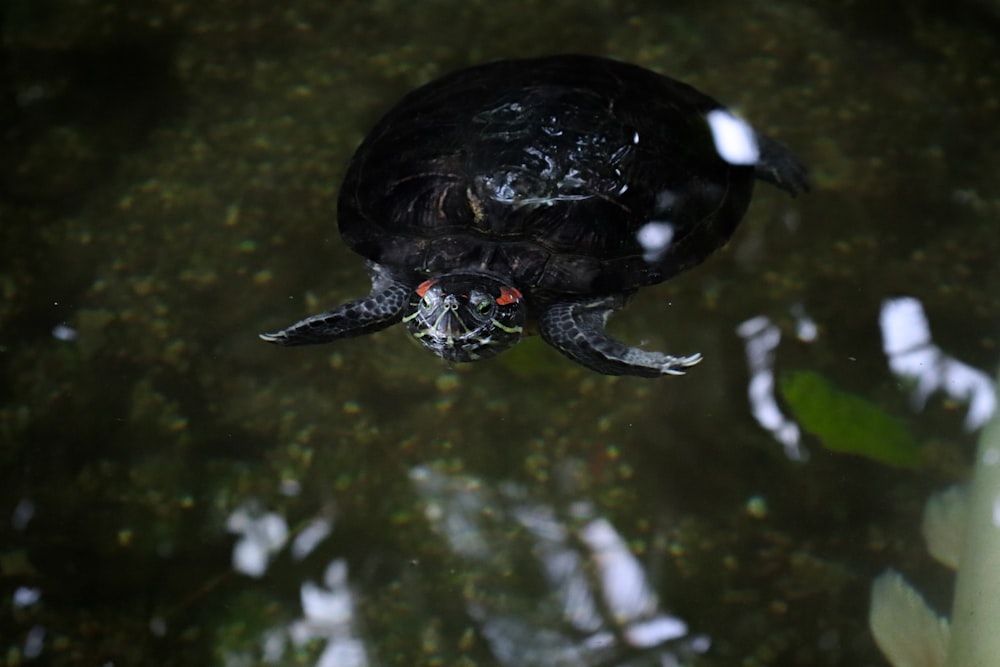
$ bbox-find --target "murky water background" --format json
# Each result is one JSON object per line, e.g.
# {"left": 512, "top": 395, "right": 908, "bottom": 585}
{"left": 2, "top": 1, "right": 999, "bottom": 665}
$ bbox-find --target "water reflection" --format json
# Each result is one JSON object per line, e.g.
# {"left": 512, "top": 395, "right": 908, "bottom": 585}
{"left": 222, "top": 502, "right": 364, "bottom": 666}
{"left": 880, "top": 297, "right": 996, "bottom": 431}
{"left": 227, "top": 505, "right": 289, "bottom": 579}
{"left": 741, "top": 296, "right": 996, "bottom": 465}
{"left": 214, "top": 463, "right": 707, "bottom": 666}
{"left": 411, "top": 464, "right": 706, "bottom": 666}
{"left": 738, "top": 295, "right": 1000, "bottom": 666}
{"left": 3, "top": 0, "right": 998, "bottom": 664}
{"left": 738, "top": 314, "right": 805, "bottom": 461}
{"left": 869, "top": 369, "right": 1000, "bottom": 667}
{"left": 290, "top": 560, "right": 368, "bottom": 667}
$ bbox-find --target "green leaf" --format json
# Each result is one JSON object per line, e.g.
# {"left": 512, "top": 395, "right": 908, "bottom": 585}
{"left": 779, "top": 370, "right": 921, "bottom": 467}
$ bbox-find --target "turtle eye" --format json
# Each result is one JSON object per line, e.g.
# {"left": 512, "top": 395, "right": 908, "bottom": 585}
{"left": 415, "top": 280, "right": 437, "bottom": 307}
{"left": 468, "top": 292, "right": 494, "bottom": 317}
{"left": 475, "top": 298, "right": 493, "bottom": 315}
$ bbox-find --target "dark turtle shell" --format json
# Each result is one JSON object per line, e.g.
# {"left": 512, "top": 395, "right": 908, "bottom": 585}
{"left": 337, "top": 54, "right": 756, "bottom": 299}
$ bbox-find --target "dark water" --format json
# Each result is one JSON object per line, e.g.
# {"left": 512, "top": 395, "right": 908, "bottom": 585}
{"left": 2, "top": 1, "right": 999, "bottom": 665}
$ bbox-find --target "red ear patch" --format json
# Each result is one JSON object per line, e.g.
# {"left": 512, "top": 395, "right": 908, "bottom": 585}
{"left": 415, "top": 280, "right": 436, "bottom": 297}
{"left": 496, "top": 286, "right": 523, "bottom": 306}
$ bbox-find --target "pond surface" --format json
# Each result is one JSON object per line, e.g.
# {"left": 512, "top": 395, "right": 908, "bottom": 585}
{"left": 2, "top": 1, "right": 999, "bottom": 665}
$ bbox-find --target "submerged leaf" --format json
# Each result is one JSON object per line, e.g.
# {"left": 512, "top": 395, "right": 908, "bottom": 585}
{"left": 780, "top": 371, "right": 921, "bottom": 467}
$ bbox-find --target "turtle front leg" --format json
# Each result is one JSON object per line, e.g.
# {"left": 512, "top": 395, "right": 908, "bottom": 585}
{"left": 539, "top": 296, "right": 703, "bottom": 377}
{"left": 259, "top": 262, "right": 411, "bottom": 346}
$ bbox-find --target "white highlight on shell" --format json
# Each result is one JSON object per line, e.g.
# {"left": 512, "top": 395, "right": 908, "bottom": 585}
{"left": 654, "top": 189, "right": 678, "bottom": 213}
{"left": 636, "top": 221, "right": 675, "bottom": 263}
{"left": 706, "top": 109, "right": 760, "bottom": 165}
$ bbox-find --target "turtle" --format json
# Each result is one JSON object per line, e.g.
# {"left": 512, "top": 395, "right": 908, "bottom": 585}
{"left": 260, "top": 54, "right": 809, "bottom": 377}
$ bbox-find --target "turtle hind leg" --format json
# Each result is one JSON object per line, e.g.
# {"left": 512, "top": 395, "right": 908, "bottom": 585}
{"left": 538, "top": 296, "right": 703, "bottom": 377}
{"left": 259, "top": 262, "right": 411, "bottom": 346}
{"left": 754, "top": 133, "right": 810, "bottom": 197}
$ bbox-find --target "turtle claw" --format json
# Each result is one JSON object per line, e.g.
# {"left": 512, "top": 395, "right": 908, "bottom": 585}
{"left": 660, "top": 352, "right": 703, "bottom": 375}
{"left": 258, "top": 331, "right": 286, "bottom": 344}
{"left": 540, "top": 298, "right": 706, "bottom": 378}
{"left": 259, "top": 263, "right": 411, "bottom": 347}
{"left": 257, "top": 309, "right": 362, "bottom": 346}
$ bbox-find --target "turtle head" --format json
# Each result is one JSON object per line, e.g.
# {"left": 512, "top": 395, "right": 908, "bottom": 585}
{"left": 403, "top": 273, "right": 527, "bottom": 362}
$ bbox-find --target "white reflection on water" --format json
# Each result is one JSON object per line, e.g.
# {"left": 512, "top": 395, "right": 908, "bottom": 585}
{"left": 11, "top": 497, "right": 35, "bottom": 531}
{"left": 740, "top": 297, "right": 997, "bottom": 459}
{"left": 13, "top": 586, "right": 42, "bottom": 608}
{"left": 226, "top": 505, "right": 288, "bottom": 578}
{"left": 51, "top": 323, "right": 78, "bottom": 342}
{"left": 289, "top": 560, "right": 369, "bottom": 667}
{"left": 737, "top": 315, "right": 805, "bottom": 461}
{"left": 291, "top": 517, "right": 333, "bottom": 561}
{"left": 411, "top": 464, "right": 702, "bottom": 666}
{"left": 223, "top": 503, "right": 366, "bottom": 667}
{"left": 23, "top": 626, "right": 44, "bottom": 660}
{"left": 879, "top": 296, "right": 996, "bottom": 431}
